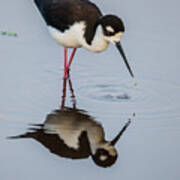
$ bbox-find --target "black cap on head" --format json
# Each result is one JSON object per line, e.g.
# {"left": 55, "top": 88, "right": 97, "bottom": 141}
{"left": 99, "top": 15, "right": 125, "bottom": 36}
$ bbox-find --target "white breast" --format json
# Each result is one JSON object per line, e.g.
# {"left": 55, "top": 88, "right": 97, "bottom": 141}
{"left": 48, "top": 22, "right": 109, "bottom": 53}
{"left": 48, "top": 24, "right": 83, "bottom": 48}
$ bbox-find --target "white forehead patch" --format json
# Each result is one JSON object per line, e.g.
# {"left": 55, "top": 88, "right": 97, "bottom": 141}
{"left": 106, "top": 26, "right": 115, "bottom": 33}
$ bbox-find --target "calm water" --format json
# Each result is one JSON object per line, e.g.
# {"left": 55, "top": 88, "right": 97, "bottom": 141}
{"left": 1, "top": 0, "right": 180, "bottom": 179}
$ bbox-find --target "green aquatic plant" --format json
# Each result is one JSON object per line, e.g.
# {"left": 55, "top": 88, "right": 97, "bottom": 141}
{"left": 0, "top": 30, "right": 17, "bottom": 37}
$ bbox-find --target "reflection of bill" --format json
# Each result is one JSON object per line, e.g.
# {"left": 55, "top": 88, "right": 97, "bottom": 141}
{"left": 9, "top": 76, "right": 131, "bottom": 168}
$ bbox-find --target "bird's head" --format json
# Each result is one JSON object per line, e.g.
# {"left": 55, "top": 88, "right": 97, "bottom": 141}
{"left": 100, "top": 15, "right": 125, "bottom": 43}
{"left": 99, "top": 15, "right": 134, "bottom": 77}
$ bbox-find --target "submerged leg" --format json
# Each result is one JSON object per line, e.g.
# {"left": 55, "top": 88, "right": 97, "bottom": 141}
{"left": 68, "top": 76, "right": 76, "bottom": 109}
{"left": 61, "top": 77, "right": 67, "bottom": 109}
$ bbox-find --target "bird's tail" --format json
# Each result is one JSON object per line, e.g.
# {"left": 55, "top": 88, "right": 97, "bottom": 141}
{"left": 34, "top": 0, "right": 51, "bottom": 20}
{"left": 34, "top": 0, "right": 41, "bottom": 8}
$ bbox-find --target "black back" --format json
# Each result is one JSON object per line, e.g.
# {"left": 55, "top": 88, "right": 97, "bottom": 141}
{"left": 34, "top": 0, "right": 102, "bottom": 44}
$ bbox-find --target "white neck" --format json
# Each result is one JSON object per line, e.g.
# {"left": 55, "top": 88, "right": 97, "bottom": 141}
{"left": 81, "top": 25, "right": 109, "bottom": 53}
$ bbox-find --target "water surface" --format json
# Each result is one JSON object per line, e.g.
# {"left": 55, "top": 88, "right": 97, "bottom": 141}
{"left": 0, "top": 0, "right": 180, "bottom": 180}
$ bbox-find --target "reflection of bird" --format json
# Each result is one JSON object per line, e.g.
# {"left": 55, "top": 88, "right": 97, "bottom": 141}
{"left": 34, "top": 0, "right": 134, "bottom": 78}
{"left": 9, "top": 75, "right": 131, "bottom": 168}
{"left": 10, "top": 108, "right": 130, "bottom": 167}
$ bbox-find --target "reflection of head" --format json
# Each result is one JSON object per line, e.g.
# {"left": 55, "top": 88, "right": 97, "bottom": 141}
{"left": 92, "top": 147, "right": 118, "bottom": 168}
{"left": 91, "top": 120, "right": 131, "bottom": 168}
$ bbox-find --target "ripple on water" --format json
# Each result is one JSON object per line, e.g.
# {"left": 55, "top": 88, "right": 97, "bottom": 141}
{"left": 77, "top": 76, "right": 180, "bottom": 119}
{"left": 78, "top": 77, "right": 145, "bottom": 103}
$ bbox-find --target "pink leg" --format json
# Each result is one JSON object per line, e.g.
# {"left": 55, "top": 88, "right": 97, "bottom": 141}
{"left": 67, "top": 48, "right": 77, "bottom": 72}
{"left": 64, "top": 48, "right": 68, "bottom": 79}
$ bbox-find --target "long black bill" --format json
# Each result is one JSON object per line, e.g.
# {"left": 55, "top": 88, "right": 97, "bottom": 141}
{"left": 110, "top": 120, "right": 131, "bottom": 146}
{"left": 116, "top": 42, "right": 134, "bottom": 78}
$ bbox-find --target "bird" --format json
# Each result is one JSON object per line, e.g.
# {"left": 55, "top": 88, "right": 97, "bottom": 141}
{"left": 34, "top": 0, "right": 134, "bottom": 78}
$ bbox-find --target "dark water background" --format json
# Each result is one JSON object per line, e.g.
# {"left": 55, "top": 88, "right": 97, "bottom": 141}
{"left": 0, "top": 0, "right": 180, "bottom": 179}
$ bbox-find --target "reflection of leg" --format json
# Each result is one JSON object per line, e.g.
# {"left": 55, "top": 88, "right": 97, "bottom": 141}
{"left": 64, "top": 48, "right": 68, "bottom": 79}
{"left": 68, "top": 76, "right": 76, "bottom": 109}
{"left": 67, "top": 48, "right": 77, "bottom": 73}
{"left": 61, "top": 69, "right": 77, "bottom": 109}
{"left": 61, "top": 77, "right": 67, "bottom": 109}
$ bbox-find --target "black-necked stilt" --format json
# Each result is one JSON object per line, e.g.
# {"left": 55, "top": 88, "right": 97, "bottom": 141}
{"left": 34, "top": 0, "right": 134, "bottom": 78}
{"left": 9, "top": 74, "right": 131, "bottom": 168}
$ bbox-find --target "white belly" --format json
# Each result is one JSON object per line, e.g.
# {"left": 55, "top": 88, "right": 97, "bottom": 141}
{"left": 48, "top": 25, "right": 82, "bottom": 48}
{"left": 48, "top": 22, "right": 109, "bottom": 53}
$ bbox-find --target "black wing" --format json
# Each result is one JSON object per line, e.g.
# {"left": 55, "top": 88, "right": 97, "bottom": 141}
{"left": 34, "top": 0, "right": 102, "bottom": 44}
